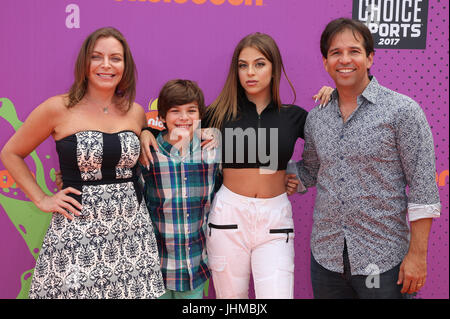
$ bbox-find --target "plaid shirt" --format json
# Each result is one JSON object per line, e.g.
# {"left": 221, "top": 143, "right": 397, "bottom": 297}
{"left": 142, "top": 132, "right": 219, "bottom": 291}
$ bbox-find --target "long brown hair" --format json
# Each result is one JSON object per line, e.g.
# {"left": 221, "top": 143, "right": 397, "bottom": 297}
{"left": 67, "top": 27, "right": 137, "bottom": 111}
{"left": 207, "top": 32, "right": 296, "bottom": 129}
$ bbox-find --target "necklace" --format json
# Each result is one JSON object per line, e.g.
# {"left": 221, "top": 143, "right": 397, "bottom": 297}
{"left": 85, "top": 97, "right": 112, "bottom": 114}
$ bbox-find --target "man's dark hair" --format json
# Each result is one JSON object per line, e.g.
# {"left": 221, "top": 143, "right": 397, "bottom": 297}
{"left": 320, "top": 18, "right": 375, "bottom": 58}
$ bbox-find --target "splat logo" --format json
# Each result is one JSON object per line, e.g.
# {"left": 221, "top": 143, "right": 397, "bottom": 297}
{"left": 352, "top": 0, "right": 428, "bottom": 49}
{"left": 115, "top": 0, "right": 264, "bottom": 6}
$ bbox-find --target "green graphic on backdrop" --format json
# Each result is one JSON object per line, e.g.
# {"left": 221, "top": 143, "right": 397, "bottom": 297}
{"left": 0, "top": 97, "right": 211, "bottom": 298}
{"left": 0, "top": 97, "right": 53, "bottom": 299}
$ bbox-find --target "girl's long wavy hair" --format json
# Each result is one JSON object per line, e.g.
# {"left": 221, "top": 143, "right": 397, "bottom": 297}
{"left": 67, "top": 27, "right": 137, "bottom": 111}
{"left": 207, "top": 32, "right": 296, "bottom": 129}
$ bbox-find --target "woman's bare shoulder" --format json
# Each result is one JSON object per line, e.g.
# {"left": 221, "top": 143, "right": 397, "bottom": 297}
{"left": 127, "top": 101, "right": 146, "bottom": 123}
{"left": 39, "top": 94, "right": 70, "bottom": 115}
{"left": 129, "top": 101, "right": 145, "bottom": 115}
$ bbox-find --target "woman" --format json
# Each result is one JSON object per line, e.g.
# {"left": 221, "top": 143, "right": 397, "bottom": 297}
{"left": 0, "top": 27, "right": 165, "bottom": 299}
{"left": 140, "top": 33, "right": 332, "bottom": 299}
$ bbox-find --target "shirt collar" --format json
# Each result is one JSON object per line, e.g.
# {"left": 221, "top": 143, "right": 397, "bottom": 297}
{"left": 239, "top": 92, "right": 276, "bottom": 111}
{"left": 156, "top": 130, "right": 201, "bottom": 159}
{"left": 360, "top": 75, "right": 380, "bottom": 105}
{"left": 330, "top": 75, "right": 380, "bottom": 106}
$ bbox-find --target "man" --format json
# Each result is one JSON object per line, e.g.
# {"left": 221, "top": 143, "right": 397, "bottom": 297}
{"left": 289, "top": 18, "right": 441, "bottom": 299}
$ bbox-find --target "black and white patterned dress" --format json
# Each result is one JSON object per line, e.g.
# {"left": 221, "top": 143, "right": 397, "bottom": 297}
{"left": 29, "top": 130, "right": 165, "bottom": 299}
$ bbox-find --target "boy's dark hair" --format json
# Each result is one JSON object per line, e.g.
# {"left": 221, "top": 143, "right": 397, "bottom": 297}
{"left": 157, "top": 79, "right": 206, "bottom": 121}
{"left": 320, "top": 18, "right": 375, "bottom": 58}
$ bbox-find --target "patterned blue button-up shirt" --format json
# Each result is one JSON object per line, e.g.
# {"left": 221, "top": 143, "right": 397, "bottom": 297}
{"left": 296, "top": 76, "right": 440, "bottom": 275}
{"left": 142, "top": 132, "right": 219, "bottom": 291}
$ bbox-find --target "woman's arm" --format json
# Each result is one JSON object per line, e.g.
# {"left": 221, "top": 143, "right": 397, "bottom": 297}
{"left": 131, "top": 102, "right": 160, "bottom": 168}
{"left": 139, "top": 129, "right": 159, "bottom": 168}
{"left": 312, "top": 86, "right": 334, "bottom": 108}
{"left": 0, "top": 96, "right": 82, "bottom": 220}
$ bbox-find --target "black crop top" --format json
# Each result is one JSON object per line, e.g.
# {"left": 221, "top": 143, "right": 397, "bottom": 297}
{"left": 203, "top": 95, "right": 308, "bottom": 171}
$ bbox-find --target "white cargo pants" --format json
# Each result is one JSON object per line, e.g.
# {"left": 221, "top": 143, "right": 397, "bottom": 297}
{"left": 206, "top": 185, "right": 295, "bottom": 299}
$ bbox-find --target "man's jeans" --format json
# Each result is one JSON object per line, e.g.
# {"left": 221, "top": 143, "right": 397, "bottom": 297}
{"left": 310, "top": 242, "right": 414, "bottom": 299}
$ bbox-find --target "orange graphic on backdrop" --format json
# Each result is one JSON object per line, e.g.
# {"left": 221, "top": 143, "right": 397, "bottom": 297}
{"left": 146, "top": 98, "right": 165, "bottom": 131}
{"left": 437, "top": 170, "right": 449, "bottom": 187}
{"left": 146, "top": 111, "right": 165, "bottom": 131}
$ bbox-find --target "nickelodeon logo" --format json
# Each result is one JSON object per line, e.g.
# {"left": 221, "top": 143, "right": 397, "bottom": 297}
{"left": 146, "top": 98, "right": 165, "bottom": 131}
{"left": 115, "top": 0, "right": 263, "bottom": 6}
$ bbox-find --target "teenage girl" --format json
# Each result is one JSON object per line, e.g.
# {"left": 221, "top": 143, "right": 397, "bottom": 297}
{"left": 140, "top": 32, "right": 332, "bottom": 299}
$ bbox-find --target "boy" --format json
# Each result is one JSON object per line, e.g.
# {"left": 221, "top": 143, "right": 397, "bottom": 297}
{"left": 141, "top": 79, "right": 219, "bottom": 299}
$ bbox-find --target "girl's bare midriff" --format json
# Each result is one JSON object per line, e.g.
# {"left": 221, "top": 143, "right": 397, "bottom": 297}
{"left": 223, "top": 168, "right": 286, "bottom": 198}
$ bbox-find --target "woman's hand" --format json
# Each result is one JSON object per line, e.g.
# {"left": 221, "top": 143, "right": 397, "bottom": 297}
{"left": 35, "top": 188, "right": 82, "bottom": 221}
{"left": 200, "top": 128, "right": 220, "bottom": 150}
{"left": 139, "top": 129, "right": 159, "bottom": 168}
{"left": 313, "top": 86, "right": 334, "bottom": 109}
{"left": 285, "top": 174, "right": 300, "bottom": 196}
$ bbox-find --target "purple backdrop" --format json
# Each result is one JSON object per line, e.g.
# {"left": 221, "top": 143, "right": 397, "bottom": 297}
{"left": 0, "top": 0, "right": 448, "bottom": 299}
